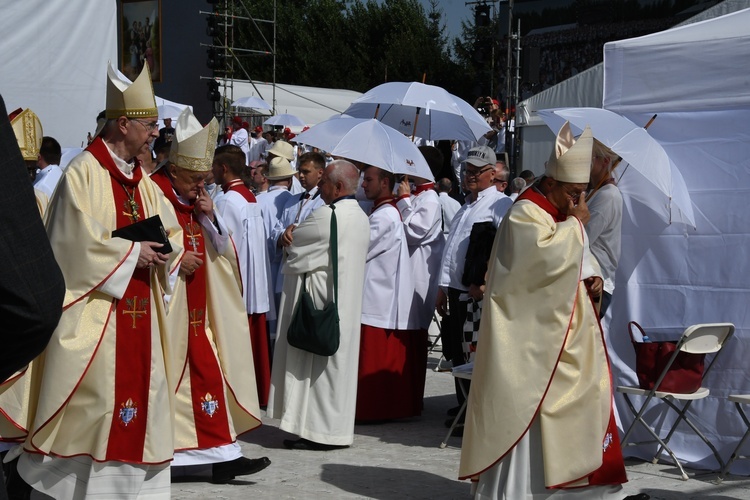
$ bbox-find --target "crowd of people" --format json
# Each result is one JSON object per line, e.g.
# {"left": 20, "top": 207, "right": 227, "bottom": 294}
{"left": 0, "top": 61, "right": 650, "bottom": 500}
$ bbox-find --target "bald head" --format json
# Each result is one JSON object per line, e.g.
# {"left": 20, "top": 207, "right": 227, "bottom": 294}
{"left": 320, "top": 159, "right": 359, "bottom": 204}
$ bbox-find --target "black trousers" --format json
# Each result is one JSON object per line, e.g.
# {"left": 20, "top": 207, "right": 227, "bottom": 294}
{"left": 441, "top": 287, "right": 471, "bottom": 406}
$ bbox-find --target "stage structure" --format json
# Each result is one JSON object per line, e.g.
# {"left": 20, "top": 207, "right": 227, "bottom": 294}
{"left": 202, "top": 0, "right": 276, "bottom": 124}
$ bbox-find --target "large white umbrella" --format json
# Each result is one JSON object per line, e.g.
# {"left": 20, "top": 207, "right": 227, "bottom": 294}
{"left": 538, "top": 107, "right": 695, "bottom": 227}
{"left": 343, "top": 81, "right": 491, "bottom": 141}
{"left": 264, "top": 113, "right": 306, "bottom": 127}
{"left": 294, "top": 117, "right": 434, "bottom": 180}
{"left": 231, "top": 96, "right": 272, "bottom": 111}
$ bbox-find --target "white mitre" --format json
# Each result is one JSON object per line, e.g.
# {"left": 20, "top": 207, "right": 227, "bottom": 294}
{"left": 105, "top": 62, "right": 158, "bottom": 119}
{"left": 544, "top": 121, "right": 593, "bottom": 184}
{"left": 168, "top": 107, "right": 219, "bottom": 172}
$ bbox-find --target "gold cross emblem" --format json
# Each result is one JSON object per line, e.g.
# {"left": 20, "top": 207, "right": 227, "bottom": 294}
{"left": 122, "top": 296, "right": 149, "bottom": 328}
{"left": 190, "top": 309, "right": 204, "bottom": 336}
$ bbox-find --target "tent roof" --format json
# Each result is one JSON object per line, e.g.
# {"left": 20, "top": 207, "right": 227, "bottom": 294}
{"left": 222, "top": 80, "right": 362, "bottom": 127}
{"left": 603, "top": 7, "right": 750, "bottom": 113}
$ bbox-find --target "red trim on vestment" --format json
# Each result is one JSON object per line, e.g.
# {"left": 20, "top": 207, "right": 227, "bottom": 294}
{"left": 412, "top": 182, "right": 435, "bottom": 195}
{"left": 223, "top": 179, "right": 257, "bottom": 203}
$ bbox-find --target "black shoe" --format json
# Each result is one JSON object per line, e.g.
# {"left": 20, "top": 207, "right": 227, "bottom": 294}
{"left": 450, "top": 424, "right": 464, "bottom": 437}
{"left": 446, "top": 406, "right": 462, "bottom": 417}
{"left": 282, "top": 438, "right": 349, "bottom": 451}
{"left": 445, "top": 416, "right": 465, "bottom": 428}
{"left": 212, "top": 456, "right": 271, "bottom": 483}
{"left": 624, "top": 495, "right": 650, "bottom": 500}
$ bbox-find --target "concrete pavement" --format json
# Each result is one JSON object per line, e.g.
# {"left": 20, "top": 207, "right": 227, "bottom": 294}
{"left": 172, "top": 354, "right": 750, "bottom": 499}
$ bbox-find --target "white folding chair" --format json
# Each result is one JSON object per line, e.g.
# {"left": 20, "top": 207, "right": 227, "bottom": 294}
{"left": 717, "top": 394, "right": 750, "bottom": 483}
{"left": 617, "top": 323, "right": 735, "bottom": 480}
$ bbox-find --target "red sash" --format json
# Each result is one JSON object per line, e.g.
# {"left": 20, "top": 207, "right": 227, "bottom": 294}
{"left": 222, "top": 179, "right": 256, "bottom": 203}
{"left": 87, "top": 138, "right": 153, "bottom": 462}
{"left": 152, "top": 169, "right": 232, "bottom": 448}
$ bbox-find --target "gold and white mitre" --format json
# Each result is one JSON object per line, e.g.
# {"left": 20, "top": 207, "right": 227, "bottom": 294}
{"left": 544, "top": 121, "right": 593, "bottom": 184}
{"left": 10, "top": 108, "right": 43, "bottom": 161}
{"left": 168, "top": 107, "right": 219, "bottom": 172}
{"left": 105, "top": 62, "right": 158, "bottom": 119}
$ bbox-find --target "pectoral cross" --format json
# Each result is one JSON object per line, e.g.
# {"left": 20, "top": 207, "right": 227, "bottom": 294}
{"left": 122, "top": 195, "right": 141, "bottom": 222}
{"left": 123, "top": 296, "right": 149, "bottom": 328}
{"left": 190, "top": 309, "right": 204, "bottom": 336}
{"left": 186, "top": 222, "right": 202, "bottom": 252}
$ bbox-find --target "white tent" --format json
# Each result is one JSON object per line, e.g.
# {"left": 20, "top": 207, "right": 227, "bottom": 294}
{"left": 0, "top": 1, "right": 117, "bottom": 148}
{"left": 603, "top": 7, "right": 750, "bottom": 472}
{"left": 516, "top": 0, "right": 750, "bottom": 173}
{"left": 222, "top": 80, "right": 362, "bottom": 128}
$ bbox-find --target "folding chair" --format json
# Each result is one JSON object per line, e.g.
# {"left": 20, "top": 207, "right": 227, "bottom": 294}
{"left": 717, "top": 394, "right": 750, "bottom": 483}
{"left": 617, "top": 323, "right": 735, "bottom": 480}
{"left": 440, "top": 363, "right": 472, "bottom": 449}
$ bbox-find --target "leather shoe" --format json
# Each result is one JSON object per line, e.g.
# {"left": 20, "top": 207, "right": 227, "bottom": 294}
{"left": 623, "top": 495, "right": 650, "bottom": 500}
{"left": 212, "top": 456, "right": 271, "bottom": 483}
{"left": 446, "top": 406, "right": 462, "bottom": 417}
{"left": 282, "top": 438, "right": 349, "bottom": 451}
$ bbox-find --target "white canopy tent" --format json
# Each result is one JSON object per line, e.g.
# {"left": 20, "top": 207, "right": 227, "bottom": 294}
{"left": 0, "top": 1, "right": 117, "bottom": 148}
{"left": 516, "top": 0, "right": 750, "bottom": 173}
{"left": 222, "top": 80, "right": 362, "bottom": 129}
{"left": 603, "top": 7, "right": 750, "bottom": 473}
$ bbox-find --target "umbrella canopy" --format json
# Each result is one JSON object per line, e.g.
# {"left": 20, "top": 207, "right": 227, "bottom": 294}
{"left": 231, "top": 96, "right": 272, "bottom": 111}
{"left": 294, "top": 117, "right": 434, "bottom": 180}
{"left": 343, "top": 81, "right": 491, "bottom": 141}
{"left": 538, "top": 107, "right": 695, "bottom": 227}
{"left": 264, "top": 113, "right": 306, "bottom": 127}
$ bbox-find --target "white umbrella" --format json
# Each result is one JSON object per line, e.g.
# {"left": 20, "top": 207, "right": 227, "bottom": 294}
{"left": 264, "top": 113, "right": 306, "bottom": 127}
{"left": 343, "top": 81, "right": 491, "bottom": 141}
{"left": 156, "top": 103, "right": 184, "bottom": 121}
{"left": 294, "top": 117, "right": 434, "bottom": 180}
{"left": 231, "top": 96, "right": 272, "bottom": 111}
{"left": 538, "top": 107, "right": 695, "bottom": 227}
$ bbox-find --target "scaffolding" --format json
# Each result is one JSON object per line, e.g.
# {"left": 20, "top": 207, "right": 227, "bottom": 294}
{"left": 201, "top": 0, "right": 276, "bottom": 125}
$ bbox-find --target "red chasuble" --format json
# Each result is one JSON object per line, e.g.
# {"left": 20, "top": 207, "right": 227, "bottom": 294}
{"left": 221, "top": 178, "right": 271, "bottom": 407}
{"left": 152, "top": 170, "right": 233, "bottom": 449}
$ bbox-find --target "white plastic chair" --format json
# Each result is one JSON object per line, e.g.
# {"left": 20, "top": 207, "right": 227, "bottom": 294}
{"left": 717, "top": 394, "right": 750, "bottom": 483}
{"left": 617, "top": 323, "right": 735, "bottom": 480}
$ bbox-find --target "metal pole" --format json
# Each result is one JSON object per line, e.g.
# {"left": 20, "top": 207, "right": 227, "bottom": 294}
{"left": 272, "top": 0, "right": 277, "bottom": 115}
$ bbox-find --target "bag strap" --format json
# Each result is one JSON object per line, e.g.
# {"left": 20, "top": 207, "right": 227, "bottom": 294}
{"left": 628, "top": 321, "right": 646, "bottom": 343}
{"left": 298, "top": 205, "right": 338, "bottom": 302}
{"left": 330, "top": 204, "right": 338, "bottom": 304}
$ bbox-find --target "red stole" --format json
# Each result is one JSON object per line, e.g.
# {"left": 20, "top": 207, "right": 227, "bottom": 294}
{"left": 222, "top": 178, "right": 256, "bottom": 203}
{"left": 516, "top": 185, "right": 566, "bottom": 223}
{"left": 87, "top": 138, "right": 153, "bottom": 461}
{"left": 151, "top": 170, "right": 232, "bottom": 448}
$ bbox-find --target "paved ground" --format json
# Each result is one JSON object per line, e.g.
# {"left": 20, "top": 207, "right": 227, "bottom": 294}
{"left": 171, "top": 354, "right": 750, "bottom": 499}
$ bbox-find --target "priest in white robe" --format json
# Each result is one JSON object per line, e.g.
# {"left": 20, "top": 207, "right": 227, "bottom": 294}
{"left": 355, "top": 165, "right": 419, "bottom": 422}
{"left": 268, "top": 160, "right": 369, "bottom": 450}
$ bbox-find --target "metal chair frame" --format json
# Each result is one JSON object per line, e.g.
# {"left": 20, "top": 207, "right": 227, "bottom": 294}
{"left": 717, "top": 394, "right": 750, "bottom": 483}
{"left": 617, "top": 323, "right": 735, "bottom": 480}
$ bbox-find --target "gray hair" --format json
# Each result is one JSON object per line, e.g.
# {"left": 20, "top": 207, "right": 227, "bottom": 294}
{"left": 327, "top": 159, "right": 360, "bottom": 194}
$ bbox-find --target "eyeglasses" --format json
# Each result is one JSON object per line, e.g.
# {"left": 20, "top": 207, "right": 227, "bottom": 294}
{"left": 129, "top": 118, "right": 159, "bottom": 131}
{"left": 465, "top": 166, "right": 493, "bottom": 179}
{"left": 559, "top": 184, "right": 587, "bottom": 201}
{"left": 493, "top": 178, "right": 508, "bottom": 185}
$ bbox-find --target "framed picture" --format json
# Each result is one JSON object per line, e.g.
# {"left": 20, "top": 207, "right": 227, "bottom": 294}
{"left": 119, "top": 0, "right": 162, "bottom": 82}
